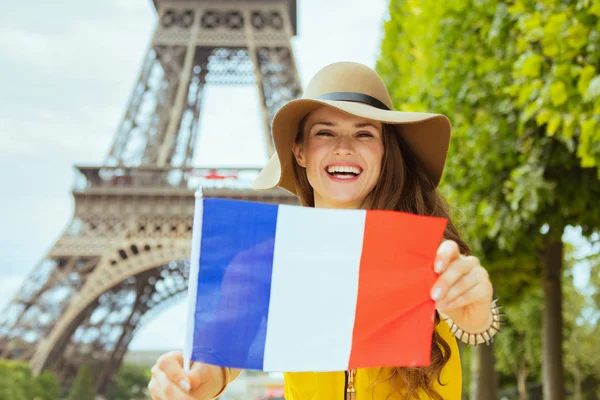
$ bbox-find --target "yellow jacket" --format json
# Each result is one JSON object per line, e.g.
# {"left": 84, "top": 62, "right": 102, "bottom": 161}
{"left": 283, "top": 320, "right": 461, "bottom": 399}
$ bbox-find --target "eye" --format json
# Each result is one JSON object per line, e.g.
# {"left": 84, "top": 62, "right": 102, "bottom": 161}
{"left": 315, "top": 130, "right": 334, "bottom": 137}
{"left": 357, "top": 131, "right": 375, "bottom": 138}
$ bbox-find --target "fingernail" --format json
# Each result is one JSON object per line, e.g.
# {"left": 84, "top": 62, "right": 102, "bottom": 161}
{"left": 179, "top": 379, "right": 191, "bottom": 392}
{"left": 434, "top": 260, "right": 444, "bottom": 273}
{"left": 431, "top": 287, "right": 442, "bottom": 301}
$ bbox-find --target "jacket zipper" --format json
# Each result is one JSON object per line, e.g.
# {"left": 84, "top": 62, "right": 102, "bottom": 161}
{"left": 345, "top": 369, "right": 356, "bottom": 400}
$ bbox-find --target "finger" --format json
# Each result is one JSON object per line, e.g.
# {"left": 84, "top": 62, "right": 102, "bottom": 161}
{"left": 439, "top": 282, "right": 492, "bottom": 310}
{"left": 154, "top": 365, "right": 193, "bottom": 400}
{"left": 431, "top": 256, "right": 477, "bottom": 301}
{"left": 436, "top": 266, "right": 486, "bottom": 308}
{"left": 434, "top": 240, "right": 461, "bottom": 274}
{"left": 187, "top": 362, "right": 218, "bottom": 387}
{"left": 147, "top": 378, "right": 162, "bottom": 400}
{"left": 155, "top": 350, "right": 191, "bottom": 393}
{"left": 188, "top": 364, "right": 227, "bottom": 399}
{"left": 440, "top": 273, "right": 493, "bottom": 311}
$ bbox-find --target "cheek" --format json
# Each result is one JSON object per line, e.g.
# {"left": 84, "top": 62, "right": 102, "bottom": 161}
{"left": 367, "top": 144, "right": 385, "bottom": 175}
{"left": 304, "top": 143, "right": 327, "bottom": 172}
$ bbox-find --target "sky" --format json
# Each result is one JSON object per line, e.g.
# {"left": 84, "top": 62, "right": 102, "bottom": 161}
{"left": 0, "top": 0, "right": 390, "bottom": 350}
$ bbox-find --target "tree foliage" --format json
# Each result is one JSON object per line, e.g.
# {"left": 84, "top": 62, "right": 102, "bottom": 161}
{"left": 493, "top": 241, "right": 600, "bottom": 397}
{"left": 378, "top": 1, "right": 600, "bottom": 398}
{"left": 563, "top": 240, "right": 600, "bottom": 398}
{"left": 495, "top": 285, "right": 543, "bottom": 383}
{"left": 109, "top": 362, "right": 152, "bottom": 400}
{"left": 33, "top": 370, "right": 60, "bottom": 400}
{"left": 377, "top": 0, "right": 600, "bottom": 300}
{"left": 67, "top": 364, "right": 96, "bottom": 400}
{"left": 0, "top": 359, "right": 59, "bottom": 400}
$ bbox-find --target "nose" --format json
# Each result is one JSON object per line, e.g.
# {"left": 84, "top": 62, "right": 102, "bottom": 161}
{"left": 333, "top": 134, "right": 354, "bottom": 156}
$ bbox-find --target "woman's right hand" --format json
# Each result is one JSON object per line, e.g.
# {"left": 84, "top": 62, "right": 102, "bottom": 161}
{"left": 147, "top": 350, "right": 228, "bottom": 400}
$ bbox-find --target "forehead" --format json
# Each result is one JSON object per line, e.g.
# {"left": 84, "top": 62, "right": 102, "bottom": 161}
{"left": 304, "top": 106, "right": 382, "bottom": 129}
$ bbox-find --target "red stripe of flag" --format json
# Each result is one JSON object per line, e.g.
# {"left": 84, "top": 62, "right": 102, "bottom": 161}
{"left": 348, "top": 210, "right": 447, "bottom": 369}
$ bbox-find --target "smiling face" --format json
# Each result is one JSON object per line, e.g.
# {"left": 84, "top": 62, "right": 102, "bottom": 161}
{"left": 291, "top": 106, "right": 385, "bottom": 209}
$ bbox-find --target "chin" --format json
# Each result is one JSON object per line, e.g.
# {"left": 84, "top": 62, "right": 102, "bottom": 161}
{"left": 325, "top": 192, "right": 367, "bottom": 208}
{"left": 312, "top": 180, "right": 373, "bottom": 208}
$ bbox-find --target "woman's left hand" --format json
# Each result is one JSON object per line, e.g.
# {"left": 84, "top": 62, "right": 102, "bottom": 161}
{"left": 431, "top": 240, "right": 494, "bottom": 333}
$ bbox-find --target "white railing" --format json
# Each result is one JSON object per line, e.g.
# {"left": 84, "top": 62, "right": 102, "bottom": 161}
{"left": 72, "top": 165, "right": 263, "bottom": 192}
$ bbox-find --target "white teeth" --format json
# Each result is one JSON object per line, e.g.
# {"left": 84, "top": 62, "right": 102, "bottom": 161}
{"left": 326, "top": 165, "right": 361, "bottom": 174}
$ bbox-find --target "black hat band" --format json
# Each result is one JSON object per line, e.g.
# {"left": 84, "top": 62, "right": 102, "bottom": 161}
{"left": 315, "top": 92, "right": 391, "bottom": 111}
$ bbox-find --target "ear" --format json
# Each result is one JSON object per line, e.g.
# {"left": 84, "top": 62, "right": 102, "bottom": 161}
{"left": 291, "top": 141, "right": 306, "bottom": 168}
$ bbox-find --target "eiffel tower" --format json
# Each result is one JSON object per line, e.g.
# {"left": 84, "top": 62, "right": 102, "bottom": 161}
{"left": 0, "top": 0, "right": 300, "bottom": 393}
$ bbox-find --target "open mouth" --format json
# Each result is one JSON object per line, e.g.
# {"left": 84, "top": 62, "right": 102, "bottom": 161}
{"left": 325, "top": 165, "right": 363, "bottom": 180}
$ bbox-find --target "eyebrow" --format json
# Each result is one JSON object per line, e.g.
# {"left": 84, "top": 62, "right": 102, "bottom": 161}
{"left": 308, "top": 121, "right": 380, "bottom": 130}
{"left": 354, "top": 122, "right": 379, "bottom": 129}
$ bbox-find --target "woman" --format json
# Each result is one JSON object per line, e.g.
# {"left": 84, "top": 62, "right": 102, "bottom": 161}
{"left": 148, "top": 62, "right": 501, "bottom": 399}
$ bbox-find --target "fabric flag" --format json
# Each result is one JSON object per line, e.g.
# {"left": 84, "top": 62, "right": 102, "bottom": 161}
{"left": 183, "top": 195, "right": 447, "bottom": 372}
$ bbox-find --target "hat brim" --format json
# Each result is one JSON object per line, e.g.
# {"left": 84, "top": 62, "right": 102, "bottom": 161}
{"left": 253, "top": 99, "right": 451, "bottom": 195}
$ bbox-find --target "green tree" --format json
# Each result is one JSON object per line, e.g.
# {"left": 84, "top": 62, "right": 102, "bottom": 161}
{"left": 378, "top": 1, "right": 600, "bottom": 399}
{"left": 481, "top": 241, "right": 598, "bottom": 399}
{"left": 587, "top": 238, "right": 600, "bottom": 310}
{"left": 0, "top": 359, "right": 59, "bottom": 400}
{"left": 33, "top": 370, "right": 60, "bottom": 400}
{"left": 563, "top": 280, "right": 597, "bottom": 400}
{"left": 0, "top": 360, "right": 30, "bottom": 400}
{"left": 564, "top": 240, "right": 600, "bottom": 399}
{"left": 68, "top": 364, "right": 96, "bottom": 400}
{"left": 495, "top": 287, "right": 543, "bottom": 400}
{"left": 110, "top": 362, "right": 151, "bottom": 400}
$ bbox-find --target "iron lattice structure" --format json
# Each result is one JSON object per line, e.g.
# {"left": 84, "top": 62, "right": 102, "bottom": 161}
{"left": 0, "top": 0, "right": 300, "bottom": 393}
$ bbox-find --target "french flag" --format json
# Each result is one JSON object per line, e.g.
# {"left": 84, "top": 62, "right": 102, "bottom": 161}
{"left": 184, "top": 195, "right": 447, "bottom": 372}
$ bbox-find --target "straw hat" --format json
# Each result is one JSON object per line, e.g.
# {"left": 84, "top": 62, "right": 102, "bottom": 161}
{"left": 252, "top": 62, "right": 451, "bottom": 195}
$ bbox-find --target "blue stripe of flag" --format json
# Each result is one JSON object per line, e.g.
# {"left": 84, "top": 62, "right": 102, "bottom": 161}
{"left": 192, "top": 198, "right": 278, "bottom": 370}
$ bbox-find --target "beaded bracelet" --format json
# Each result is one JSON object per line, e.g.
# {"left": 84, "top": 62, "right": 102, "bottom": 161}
{"left": 441, "top": 299, "right": 503, "bottom": 346}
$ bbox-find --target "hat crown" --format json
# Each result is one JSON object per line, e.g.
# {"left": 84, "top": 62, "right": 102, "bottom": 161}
{"left": 302, "top": 62, "right": 394, "bottom": 110}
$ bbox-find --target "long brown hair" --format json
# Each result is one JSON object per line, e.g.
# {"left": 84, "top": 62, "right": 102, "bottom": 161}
{"left": 292, "top": 118, "right": 470, "bottom": 399}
